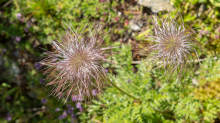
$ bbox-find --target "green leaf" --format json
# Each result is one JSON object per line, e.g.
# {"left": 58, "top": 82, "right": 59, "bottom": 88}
{"left": 210, "top": 0, "right": 220, "bottom": 7}
{"left": 198, "top": 0, "right": 207, "bottom": 3}
{"left": 2, "top": 83, "right": 11, "bottom": 88}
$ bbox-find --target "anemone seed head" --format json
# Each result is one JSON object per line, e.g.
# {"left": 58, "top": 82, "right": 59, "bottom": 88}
{"left": 148, "top": 14, "right": 201, "bottom": 78}
{"left": 40, "top": 25, "right": 109, "bottom": 102}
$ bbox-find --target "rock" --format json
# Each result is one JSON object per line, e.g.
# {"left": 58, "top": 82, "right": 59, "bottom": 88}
{"left": 129, "top": 20, "right": 143, "bottom": 31}
{"left": 192, "top": 78, "right": 199, "bottom": 86}
{"left": 129, "top": 15, "right": 143, "bottom": 31}
{"left": 9, "top": 62, "right": 20, "bottom": 76}
{"left": 138, "top": 0, "right": 174, "bottom": 13}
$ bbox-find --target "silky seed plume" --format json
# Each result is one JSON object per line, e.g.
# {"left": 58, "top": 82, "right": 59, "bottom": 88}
{"left": 40, "top": 24, "right": 109, "bottom": 102}
{"left": 147, "top": 14, "right": 202, "bottom": 79}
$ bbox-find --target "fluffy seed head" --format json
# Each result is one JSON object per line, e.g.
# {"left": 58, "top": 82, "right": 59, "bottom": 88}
{"left": 40, "top": 25, "right": 109, "bottom": 102}
{"left": 147, "top": 14, "right": 201, "bottom": 79}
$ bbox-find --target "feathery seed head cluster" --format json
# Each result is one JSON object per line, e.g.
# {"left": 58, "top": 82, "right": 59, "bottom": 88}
{"left": 148, "top": 15, "right": 201, "bottom": 78}
{"left": 40, "top": 25, "right": 109, "bottom": 102}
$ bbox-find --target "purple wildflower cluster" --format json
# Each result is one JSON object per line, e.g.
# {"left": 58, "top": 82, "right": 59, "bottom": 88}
{"left": 3, "top": 49, "right": 6, "bottom": 53}
{"left": 16, "top": 13, "right": 22, "bottom": 20}
{"left": 6, "top": 113, "right": 12, "bottom": 121}
{"left": 40, "top": 79, "right": 45, "bottom": 84}
{"left": 215, "top": 35, "right": 219, "bottom": 40}
{"left": 41, "top": 98, "right": 48, "bottom": 104}
{"left": 58, "top": 103, "right": 79, "bottom": 121}
{"left": 92, "top": 89, "right": 97, "bottom": 96}
{"left": 11, "top": 36, "right": 21, "bottom": 42}
{"left": 71, "top": 95, "right": 83, "bottom": 102}
{"left": 6, "top": 96, "right": 11, "bottom": 100}
{"left": 199, "top": 29, "right": 209, "bottom": 38}
{"left": 55, "top": 108, "right": 60, "bottom": 112}
{"left": 35, "top": 62, "right": 41, "bottom": 70}
{"left": 59, "top": 110, "right": 68, "bottom": 120}
{"left": 15, "top": 13, "right": 34, "bottom": 33}
{"left": 15, "top": 37, "right": 21, "bottom": 42}
{"left": 214, "top": 28, "right": 220, "bottom": 40}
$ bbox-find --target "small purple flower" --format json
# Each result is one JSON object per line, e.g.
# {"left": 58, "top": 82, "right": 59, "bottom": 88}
{"left": 66, "top": 104, "right": 71, "bottom": 107}
{"left": 79, "top": 108, "right": 83, "bottom": 112}
{"left": 26, "top": 21, "right": 33, "bottom": 28}
{"left": 76, "top": 102, "right": 82, "bottom": 109}
{"left": 15, "top": 36, "right": 21, "bottom": 42}
{"left": 215, "top": 35, "right": 219, "bottom": 40}
{"left": 105, "top": 69, "right": 108, "bottom": 73}
{"left": 41, "top": 98, "right": 48, "bottom": 104}
{"left": 58, "top": 95, "right": 63, "bottom": 99}
{"left": 78, "top": 95, "right": 83, "bottom": 101}
{"left": 13, "top": 51, "right": 19, "bottom": 57}
{"left": 6, "top": 116, "right": 12, "bottom": 121}
{"left": 13, "top": 51, "right": 16, "bottom": 56}
{"left": 58, "top": 115, "right": 64, "bottom": 120}
{"left": 40, "top": 79, "right": 45, "bottom": 84}
{"left": 35, "top": 63, "right": 41, "bottom": 70}
{"left": 55, "top": 108, "right": 60, "bottom": 112}
{"left": 58, "top": 111, "right": 68, "bottom": 119}
{"left": 67, "top": 106, "right": 75, "bottom": 114}
{"left": 62, "top": 110, "right": 68, "bottom": 117}
{"left": 6, "top": 113, "right": 12, "bottom": 121}
{"left": 67, "top": 98, "right": 71, "bottom": 102}
{"left": 72, "top": 95, "right": 77, "bottom": 102}
{"left": 16, "top": 13, "right": 22, "bottom": 19}
{"left": 128, "top": 79, "right": 132, "bottom": 83}
{"left": 99, "top": 39, "right": 104, "bottom": 44}
{"left": 71, "top": 113, "right": 76, "bottom": 119}
{"left": 199, "top": 29, "right": 209, "bottom": 36}
{"left": 71, "top": 107, "right": 74, "bottom": 111}
{"left": 204, "top": 30, "right": 209, "bottom": 35}
{"left": 31, "top": 18, "right": 35, "bottom": 22}
{"left": 3, "top": 49, "right": 6, "bottom": 52}
{"left": 218, "top": 28, "right": 220, "bottom": 33}
{"left": 92, "top": 89, "right": 97, "bottom": 96}
{"left": 100, "top": 19, "right": 104, "bottom": 22}
{"left": 199, "top": 29, "right": 205, "bottom": 35}
{"left": 67, "top": 108, "right": 72, "bottom": 114}
{"left": 103, "top": 13, "right": 107, "bottom": 16}
{"left": 114, "top": 17, "right": 119, "bottom": 21}
{"left": 52, "top": 57, "right": 57, "bottom": 63}
{"left": 6, "top": 96, "right": 11, "bottom": 100}
{"left": 24, "top": 28, "right": 29, "bottom": 33}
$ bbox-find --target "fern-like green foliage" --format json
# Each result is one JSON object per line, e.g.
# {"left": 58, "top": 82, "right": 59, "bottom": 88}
{"left": 14, "top": 0, "right": 118, "bottom": 44}
{"left": 79, "top": 44, "right": 220, "bottom": 123}
{"left": 193, "top": 56, "right": 220, "bottom": 122}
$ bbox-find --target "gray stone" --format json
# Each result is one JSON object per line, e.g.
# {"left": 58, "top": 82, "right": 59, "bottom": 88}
{"left": 129, "top": 19, "right": 143, "bottom": 31}
{"left": 138, "top": 0, "right": 174, "bottom": 13}
{"left": 9, "top": 62, "right": 20, "bottom": 76}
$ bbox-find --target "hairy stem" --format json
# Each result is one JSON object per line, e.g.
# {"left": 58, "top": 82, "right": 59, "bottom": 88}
{"left": 108, "top": 80, "right": 142, "bottom": 103}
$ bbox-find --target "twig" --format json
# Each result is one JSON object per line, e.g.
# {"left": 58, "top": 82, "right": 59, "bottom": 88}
{"left": 0, "top": 0, "right": 13, "bottom": 9}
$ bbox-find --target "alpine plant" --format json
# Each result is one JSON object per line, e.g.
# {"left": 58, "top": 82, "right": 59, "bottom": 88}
{"left": 147, "top": 15, "right": 202, "bottom": 79}
{"left": 40, "top": 25, "right": 109, "bottom": 102}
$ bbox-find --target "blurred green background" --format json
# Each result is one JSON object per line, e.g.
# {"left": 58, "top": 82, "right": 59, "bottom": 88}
{"left": 0, "top": 0, "right": 220, "bottom": 123}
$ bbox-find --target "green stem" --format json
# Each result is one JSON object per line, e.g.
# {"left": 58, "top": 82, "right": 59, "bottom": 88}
{"left": 180, "top": 79, "right": 186, "bottom": 97}
{"left": 108, "top": 80, "right": 142, "bottom": 103}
